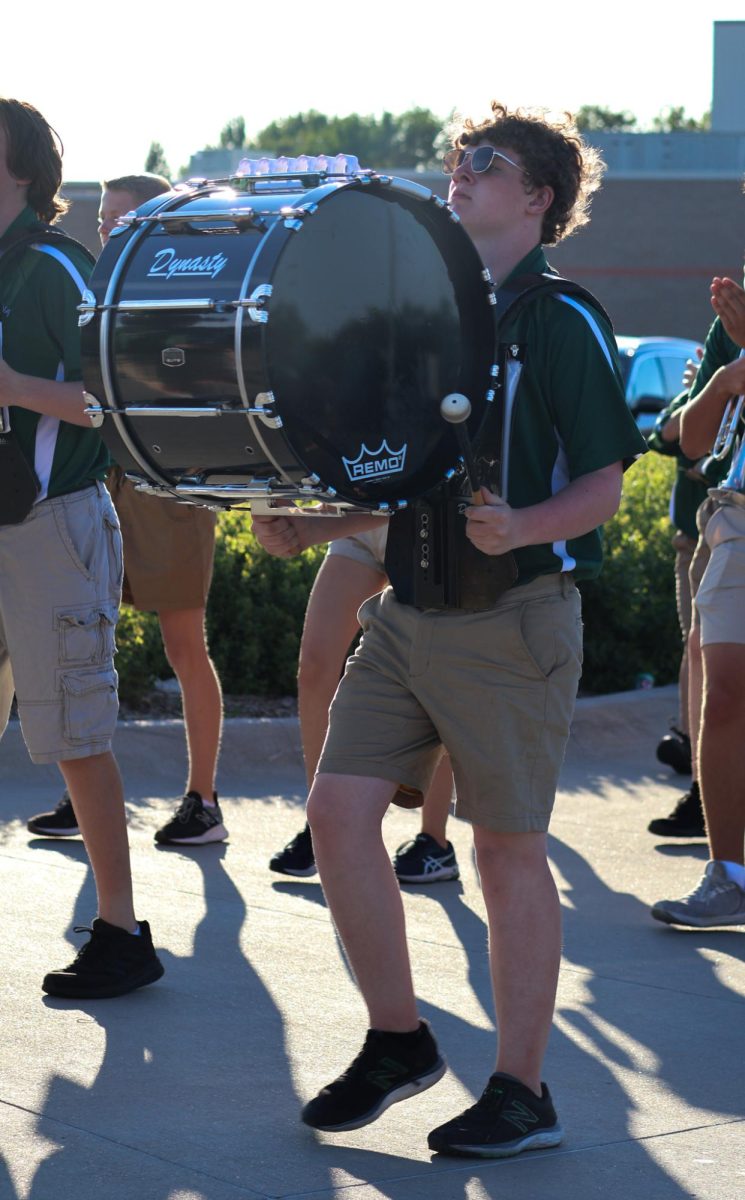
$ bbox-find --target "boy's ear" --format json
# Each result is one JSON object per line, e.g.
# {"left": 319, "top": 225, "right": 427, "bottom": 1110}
{"left": 527, "top": 185, "right": 553, "bottom": 216}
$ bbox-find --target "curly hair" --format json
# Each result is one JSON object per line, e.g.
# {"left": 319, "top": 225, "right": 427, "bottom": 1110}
{"left": 450, "top": 102, "right": 605, "bottom": 245}
{"left": 0, "top": 98, "right": 68, "bottom": 224}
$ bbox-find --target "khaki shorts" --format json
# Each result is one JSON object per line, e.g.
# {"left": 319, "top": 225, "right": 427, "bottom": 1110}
{"left": 107, "top": 468, "right": 217, "bottom": 612}
{"left": 319, "top": 573, "right": 582, "bottom": 833}
{"left": 0, "top": 483, "right": 121, "bottom": 764}
{"left": 696, "top": 501, "right": 745, "bottom": 647}
{"left": 326, "top": 524, "right": 389, "bottom": 574}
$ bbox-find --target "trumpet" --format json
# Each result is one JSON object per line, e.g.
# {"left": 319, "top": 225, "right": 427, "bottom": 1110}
{"left": 709, "top": 393, "right": 744, "bottom": 461}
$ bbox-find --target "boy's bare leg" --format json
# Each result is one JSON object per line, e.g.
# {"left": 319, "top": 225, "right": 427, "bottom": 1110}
{"left": 474, "top": 827, "right": 561, "bottom": 1096}
{"left": 420, "top": 753, "right": 454, "bottom": 847}
{"left": 58, "top": 751, "right": 136, "bottom": 932}
{"left": 699, "top": 642, "right": 745, "bottom": 861}
{"left": 687, "top": 625, "right": 703, "bottom": 779}
{"left": 308, "top": 772, "right": 419, "bottom": 1030}
{"left": 298, "top": 558, "right": 386, "bottom": 786}
{"left": 159, "top": 607, "right": 222, "bottom": 800}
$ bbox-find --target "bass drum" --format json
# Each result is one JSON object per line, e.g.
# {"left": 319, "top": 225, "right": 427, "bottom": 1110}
{"left": 80, "top": 172, "right": 497, "bottom": 510}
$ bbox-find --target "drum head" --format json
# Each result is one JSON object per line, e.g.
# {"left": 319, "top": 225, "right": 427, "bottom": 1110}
{"left": 263, "top": 184, "right": 494, "bottom": 506}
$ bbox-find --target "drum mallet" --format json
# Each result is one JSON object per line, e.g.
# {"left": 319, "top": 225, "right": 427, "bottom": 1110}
{"left": 440, "top": 393, "right": 483, "bottom": 504}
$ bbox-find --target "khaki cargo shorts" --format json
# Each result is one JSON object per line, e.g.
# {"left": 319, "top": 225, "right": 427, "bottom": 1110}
{"left": 696, "top": 501, "right": 745, "bottom": 647}
{"left": 107, "top": 468, "right": 217, "bottom": 612}
{"left": 0, "top": 483, "right": 121, "bottom": 764}
{"left": 319, "top": 573, "right": 582, "bottom": 833}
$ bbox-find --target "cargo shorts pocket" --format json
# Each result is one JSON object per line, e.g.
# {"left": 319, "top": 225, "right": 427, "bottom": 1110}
{"left": 56, "top": 603, "right": 118, "bottom": 665}
{"left": 518, "top": 595, "right": 582, "bottom": 681}
{"left": 61, "top": 667, "right": 118, "bottom": 744}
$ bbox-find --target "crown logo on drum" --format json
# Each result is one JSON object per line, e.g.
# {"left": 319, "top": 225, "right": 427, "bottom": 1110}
{"left": 342, "top": 440, "right": 407, "bottom": 482}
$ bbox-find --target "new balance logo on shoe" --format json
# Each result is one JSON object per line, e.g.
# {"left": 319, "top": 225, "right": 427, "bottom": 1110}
{"left": 367, "top": 1057, "right": 409, "bottom": 1091}
{"left": 501, "top": 1100, "right": 541, "bottom": 1133}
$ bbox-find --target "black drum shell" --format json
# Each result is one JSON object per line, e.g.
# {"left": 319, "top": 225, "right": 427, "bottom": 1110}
{"left": 81, "top": 177, "right": 496, "bottom": 509}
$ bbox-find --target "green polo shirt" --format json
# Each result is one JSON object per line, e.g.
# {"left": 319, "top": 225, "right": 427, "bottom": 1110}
{"left": 0, "top": 206, "right": 109, "bottom": 499}
{"left": 647, "top": 392, "right": 715, "bottom": 538}
{"left": 498, "top": 246, "right": 647, "bottom": 583}
{"left": 647, "top": 316, "right": 738, "bottom": 535}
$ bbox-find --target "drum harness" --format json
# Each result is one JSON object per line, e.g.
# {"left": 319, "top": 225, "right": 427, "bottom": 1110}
{"left": 0, "top": 224, "right": 95, "bottom": 524}
{"left": 384, "top": 272, "right": 613, "bottom": 612}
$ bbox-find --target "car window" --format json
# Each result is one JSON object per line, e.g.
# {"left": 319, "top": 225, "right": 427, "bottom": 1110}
{"left": 626, "top": 355, "right": 666, "bottom": 404}
{"left": 658, "top": 353, "right": 690, "bottom": 398}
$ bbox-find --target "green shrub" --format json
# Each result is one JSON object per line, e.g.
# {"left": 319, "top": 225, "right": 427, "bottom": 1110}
{"left": 205, "top": 511, "right": 325, "bottom": 695}
{"left": 114, "top": 605, "right": 168, "bottom": 705}
{"left": 579, "top": 452, "right": 680, "bottom": 694}
{"left": 114, "top": 455, "right": 683, "bottom": 703}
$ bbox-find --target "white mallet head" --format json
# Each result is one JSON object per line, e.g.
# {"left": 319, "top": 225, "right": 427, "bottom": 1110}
{"left": 440, "top": 393, "right": 472, "bottom": 424}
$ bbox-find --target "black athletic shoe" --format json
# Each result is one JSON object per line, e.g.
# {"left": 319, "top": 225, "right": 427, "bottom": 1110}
{"left": 42, "top": 919, "right": 164, "bottom": 999}
{"left": 269, "top": 823, "right": 317, "bottom": 877}
{"left": 647, "top": 781, "right": 706, "bottom": 837}
{"left": 428, "top": 1072, "right": 563, "bottom": 1158}
{"left": 656, "top": 727, "right": 692, "bottom": 775}
{"left": 393, "top": 833, "right": 460, "bottom": 883}
{"left": 27, "top": 791, "right": 80, "bottom": 838}
{"left": 154, "top": 791, "right": 227, "bottom": 845}
{"left": 302, "top": 1020, "right": 446, "bottom": 1131}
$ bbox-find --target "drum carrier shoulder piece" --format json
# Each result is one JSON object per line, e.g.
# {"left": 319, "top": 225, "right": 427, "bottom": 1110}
{"left": 0, "top": 224, "right": 95, "bottom": 525}
{"left": 384, "top": 273, "right": 613, "bottom": 610}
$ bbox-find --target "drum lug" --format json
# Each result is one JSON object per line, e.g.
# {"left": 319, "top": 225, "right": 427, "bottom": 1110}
{"left": 78, "top": 289, "right": 97, "bottom": 328}
{"left": 253, "top": 391, "right": 283, "bottom": 429}
{"left": 234, "top": 284, "right": 273, "bottom": 323}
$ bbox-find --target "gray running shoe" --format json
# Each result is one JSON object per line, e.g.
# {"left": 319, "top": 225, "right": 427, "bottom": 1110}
{"left": 651, "top": 861, "right": 745, "bottom": 927}
{"left": 154, "top": 791, "right": 227, "bottom": 845}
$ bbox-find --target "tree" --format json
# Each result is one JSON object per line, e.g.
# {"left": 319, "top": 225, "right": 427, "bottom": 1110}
{"left": 575, "top": 105, "right": 637, "bottom": 132}
{"left": 389, "top": 108, "right": 442, "bottom": 168}
{"left": 219, "top": 117, "right": 247, "bottom": 149}
{"left": 651, "top": 106, "right": 711, "bottom": 133}
{"left": 145, "top": 140, "right": 171, "bottom": 178}
{"left": 252, "top": 108, "right": 444, "bottom": 169}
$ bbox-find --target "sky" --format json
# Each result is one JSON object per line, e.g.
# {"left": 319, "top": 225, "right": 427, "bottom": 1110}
{"left": 1, "top": 1, "right": 741, "bottom": 182}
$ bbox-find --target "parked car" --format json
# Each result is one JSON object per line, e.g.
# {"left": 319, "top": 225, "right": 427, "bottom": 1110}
{"left": 616, "top": 336, "right": 703, "bottom": 434}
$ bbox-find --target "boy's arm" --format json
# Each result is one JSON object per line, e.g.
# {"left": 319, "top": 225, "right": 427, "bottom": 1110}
{"left": 679, "top": 354, "right": 745, "bottom": 459}
{"left": 0, "top": 357, "right": 92, "bottom": 428}
{"left": 465, "top": 462, "right": 622, "bottom": 557}
{"left": 251, "top": 508, "right": 389, "bottom": 558}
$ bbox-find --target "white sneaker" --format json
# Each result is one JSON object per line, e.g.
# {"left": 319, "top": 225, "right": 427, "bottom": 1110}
{"left": 651, "top": 861, "right": 745, "bottom": 927}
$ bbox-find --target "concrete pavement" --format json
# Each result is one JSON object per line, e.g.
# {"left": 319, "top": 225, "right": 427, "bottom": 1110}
{"left": 0, "top": 684, "right": 743, "bottom": 1200}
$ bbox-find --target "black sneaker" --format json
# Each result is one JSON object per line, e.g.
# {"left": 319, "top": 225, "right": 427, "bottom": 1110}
{"left": 647, "top": 781, "right": 706, "bottom": 837}
{"left": 27, "top": 791, "right": 80, "bottom": 837}
{"left": 302, "top": 1020, "right": 446, "bottom": 1131}
{"left": 269, "top": 823, "right": 317, "bottom": 877}
{"left": 42, "top": 919, "right": 164, "bottom": 999}
{"left": 428, "top": 1071, "right": 563, "bottom": 1158}
{"left": 154, "top": 791, "right": 227, "bottom": 845}
{"left": 393, "top": 833, "right": 460, "bottom": 883}
{"left": 656, "top": 726, "right": 692, "bottom": 775}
